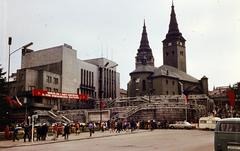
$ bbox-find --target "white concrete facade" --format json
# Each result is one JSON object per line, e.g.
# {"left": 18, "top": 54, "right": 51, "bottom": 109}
{"left": 21, "top": 44, "right": 120, "bottom": 99}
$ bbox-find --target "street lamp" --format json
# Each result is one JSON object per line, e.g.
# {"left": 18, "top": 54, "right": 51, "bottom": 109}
{"left": 31, "top": 114, "right": 38, "bottom": 142}
{"left": 7, "top": 37, "right": 33, "bottom": 94}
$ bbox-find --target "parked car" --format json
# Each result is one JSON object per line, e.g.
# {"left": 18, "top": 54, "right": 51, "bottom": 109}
{"left": 169, "top": 121, "right": 195, "bottom": 129}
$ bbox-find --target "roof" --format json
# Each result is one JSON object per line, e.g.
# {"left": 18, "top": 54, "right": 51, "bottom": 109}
{"left": 130, "top": 65, "right": 156, "bottom": 74}
{"left": 218, "top": 118, "right": 240, "bottom": 122}
{"left": 152, "top": 65, "right": 199, "bottom": 83}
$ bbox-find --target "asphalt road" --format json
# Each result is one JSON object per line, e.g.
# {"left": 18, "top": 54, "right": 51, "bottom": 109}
{"left": 1, "top": 129, "right": 214, "bottom": 151}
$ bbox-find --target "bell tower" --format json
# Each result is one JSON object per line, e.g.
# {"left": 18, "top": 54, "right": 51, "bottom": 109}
{"left": 162, "top": 3, "right": 186, "bottom": 72}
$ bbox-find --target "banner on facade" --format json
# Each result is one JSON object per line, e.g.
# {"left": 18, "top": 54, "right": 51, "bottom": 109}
{"left": 32, "top": 89, "right": 88, "bottom": 100}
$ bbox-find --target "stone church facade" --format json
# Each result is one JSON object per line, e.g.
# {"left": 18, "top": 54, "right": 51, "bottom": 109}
{"left": 128, "top": 4, "right": 208, "bottom": 97}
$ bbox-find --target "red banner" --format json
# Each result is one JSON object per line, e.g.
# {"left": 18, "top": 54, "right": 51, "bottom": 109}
{"left": 227, "top": 89, "right": 235, "bottom": 107}
{"left": 32, "top": 89, "right": 88, "bottom": 101}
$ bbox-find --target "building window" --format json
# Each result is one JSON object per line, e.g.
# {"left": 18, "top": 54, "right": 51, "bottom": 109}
{"left": 172, "top": 51, "right": 174, "bottom": 55}
{"left": 166, "top": 52, "right": 169, "bottom": 56}
{"left": 168, "top": 42, "right": 172, "bottom": 46}
{"left": 28, "top": 86, "right": 35, "bottom": 91}
{"left": 166, "top": 91, "right": 169, "bottom": 95}
{"left": 54, "top": 78, "right": 58, "bottom": 84}
{"left": 54, "top": 88, "right": 58, "bottom": 92}
{"left": 46, "top": 87, "right": 51, "bottom": 91}
{"left": 142, "top": 80, "right": 146, "bottom": 91}
{"left": 180, "top": 51, "right": 184, "bottom": 56}
{"left": 81, "top": 69, "right": 83, "bottom": 85}
{"left": 47, "top": 76, "right": 52, "bottom": 83}
{"left": 172, "top": 81, "right": 175, "bottom": 86}
{"left": 173, "top": 91, "right": 175, "bottom": 95}
{"left": 166, "top": 79, "right": 168, "bottom": 84}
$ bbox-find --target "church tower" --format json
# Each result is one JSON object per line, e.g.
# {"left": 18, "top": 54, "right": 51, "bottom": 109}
{"left": 162, "top": 3, "right": 186, "bottom": 72}
{"left": 135, "top": 20, "right": 154, "bottom": 68}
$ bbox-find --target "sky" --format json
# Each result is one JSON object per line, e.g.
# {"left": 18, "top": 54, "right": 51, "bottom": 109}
{"left": 0, "top": 0, "right": 240, "bottom": 90}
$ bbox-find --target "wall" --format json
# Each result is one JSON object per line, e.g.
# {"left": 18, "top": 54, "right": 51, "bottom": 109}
{"left": 21, "top": 46, "right": 63, "bottom": 69}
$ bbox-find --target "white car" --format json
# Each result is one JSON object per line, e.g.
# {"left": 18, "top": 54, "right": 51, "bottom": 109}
{"left": 169, "top": 121, "right": 195, "bottom": 129}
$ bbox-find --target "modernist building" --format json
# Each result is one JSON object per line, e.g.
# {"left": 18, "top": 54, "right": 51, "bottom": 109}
{"left": 128, "top": 4, "right": 208, "bottom": 97}
{"left": 10, "top": 44, "right": 120, "bottom": 113}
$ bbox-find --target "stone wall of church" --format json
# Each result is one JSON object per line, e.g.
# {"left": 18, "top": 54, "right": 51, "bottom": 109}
{"left": 152, "top": 76, "right": 179, "bottom": 95}
{"left": 128, "top": 72, "right": 152, "bottom": 97}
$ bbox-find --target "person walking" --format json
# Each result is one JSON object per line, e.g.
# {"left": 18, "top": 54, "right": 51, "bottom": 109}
{"left": 23, "top": 124, "right": 31, "bottom": 142}
{"left": 75, "top": 123, "right": 80, "bottom": 135}
{"left": 12, "top": 125, "right": 19, "bottom": 142}
{"left": 88, "top": 122, "right": 94, "bottom": 137}
{"left": 64, "top": 124, "right": 70, "bottom": 140}
{"left": 52, "top": 124, "right": 58, "bottom": 141}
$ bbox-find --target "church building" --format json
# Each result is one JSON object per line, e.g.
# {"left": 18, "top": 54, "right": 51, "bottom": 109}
{"left": 128, "top": 4, "right": 208, "bottom": 97}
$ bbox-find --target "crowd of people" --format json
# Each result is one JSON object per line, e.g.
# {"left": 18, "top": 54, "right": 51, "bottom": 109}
{"left": 3, "top": 118, "right": 165, "bottom": 142}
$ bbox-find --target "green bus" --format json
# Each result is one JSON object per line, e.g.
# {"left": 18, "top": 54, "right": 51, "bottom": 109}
{"left": 214, "top": 118, "right": 240, "bottom": 151}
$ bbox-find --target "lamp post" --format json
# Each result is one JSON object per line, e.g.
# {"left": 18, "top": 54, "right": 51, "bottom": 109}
{"left": 7, "top": 37, "right": 33, "bottom": 94}
{"left": 24, "top": 97, "right": 28, "bottom": 124}
{"left": 31, "top": 114, "right": 38, "bottom": 142}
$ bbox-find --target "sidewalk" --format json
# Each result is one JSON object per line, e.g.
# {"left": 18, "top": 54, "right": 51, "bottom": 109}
{"left": 0, "top": 129, "right": 147, "bottom": 149}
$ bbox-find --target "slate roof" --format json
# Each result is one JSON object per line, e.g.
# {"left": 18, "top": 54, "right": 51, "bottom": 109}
{"left": 152, "top": 65, "right": 199, "bottom": 83}
{"left": 130, "top": 65, "right": 156, "bottom": 74}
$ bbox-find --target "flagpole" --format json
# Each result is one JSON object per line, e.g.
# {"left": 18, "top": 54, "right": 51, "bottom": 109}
{"left": 185, "top": 104, "right": 187, "bottom": 122}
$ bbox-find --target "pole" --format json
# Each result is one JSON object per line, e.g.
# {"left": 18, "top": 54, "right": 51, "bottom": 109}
{"left": 185, "top": 104, "right": 187, "bottom": 122}
{"left": 7, "top": 37, "right": 11, "bottom": 94}
{"left": 99, "top": 67, "right": 103, "bottom": 124}
{"left": 24, "top": 98, "right": 28, "bottom": 124}
{"left": 31, "top": 115, "right": 34, "bottom": 142}
{"left": 31, "top": 115, "right": 38, "bottom": 142}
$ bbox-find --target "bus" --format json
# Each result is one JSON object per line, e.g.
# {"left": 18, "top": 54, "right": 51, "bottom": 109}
{"left": 214, "top": 118, "right": 240, "bottom": 151}
{"left": 199, "top": 116, "right": 221, "bottom": 130}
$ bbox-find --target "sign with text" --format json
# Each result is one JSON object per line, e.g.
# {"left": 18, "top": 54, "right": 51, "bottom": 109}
{"left": 32, "top": 89, "right": 88, "bottom": 100}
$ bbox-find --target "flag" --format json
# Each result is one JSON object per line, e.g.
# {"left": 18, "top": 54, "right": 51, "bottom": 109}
{"left": 100, "top": 100, "right": 106, "bottom": 109}
{"left": 15, "top": 96, "right": 22, "bottom": 106}
{"left": 183, "top": 90, "right": 189, "bottom": 105}
{"left": 5, "top": 96, "right": 22, "bottom": 108}
{"left": 183, "top": 94, "right": 188, "bottom": 105}
{"left": 227, "top": 89, "right": 235, "bottom": 107}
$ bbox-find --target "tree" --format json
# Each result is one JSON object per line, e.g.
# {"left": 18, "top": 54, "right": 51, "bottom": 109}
{"left": 0, "top": 65, "right": 11, "bottom": 127}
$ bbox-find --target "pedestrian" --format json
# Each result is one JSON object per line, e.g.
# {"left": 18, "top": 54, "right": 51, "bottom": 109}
{"left": 130, "top": 119, "right": 136, "bottom": 132}
{"left": 52, "top": 124, "right": 58, "bottom": 141}
{"left": 116, "top": 120, "right": 122, "bottom": 133}
{"left": 36, "top": 125, "right": 41, "bottom": 141}
{"left": 12, "top": 125, "right": 19, "bottom": 142}
{"left": 64, "top": 124, "right": 70, "bottom": 140}
{"left": 101, "top": 122, "right": 105, "bottom": 132}
{"left": 88, "top": 122, "right": 94, "bottom": 137}
{"left": 23, "top": 124, "right": 31, "bottom": 142}
{"left": 41, "top": 123, "right": 48, "bottom": 141}
{"left": 75, "top": 123, "right": 80, "bottom": 135}
{"left": 4, "top": 125, "right": 10, "bottom": 140}
{"left": 110, "top": 120, "right": 115, "bottom": 133}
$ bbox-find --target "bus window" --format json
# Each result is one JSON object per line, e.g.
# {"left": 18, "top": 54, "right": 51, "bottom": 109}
{"left": 220, "top": 123, "right": 240, "bottom": 132}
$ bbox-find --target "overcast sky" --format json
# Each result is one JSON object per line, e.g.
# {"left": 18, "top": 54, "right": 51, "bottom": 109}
{"left": 0, "top": 0, "right": 240, "bottom": 90}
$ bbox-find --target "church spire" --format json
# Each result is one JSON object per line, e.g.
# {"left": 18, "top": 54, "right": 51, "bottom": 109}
{"left": 135, "top": 20, "right": 154, "bottom": 67}
{"left": 167, "top": 2, "right": 180, "bottom": 36}
{"left": 139, "top": 19, "right": 150, "bottom": 49}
